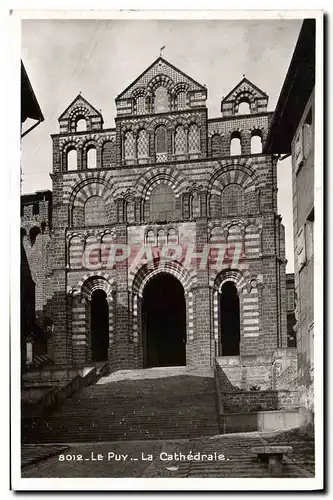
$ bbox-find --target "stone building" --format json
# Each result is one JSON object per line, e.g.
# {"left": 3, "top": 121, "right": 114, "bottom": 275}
{"left": 36, "top": 56, "right": 289, "bottom": 370}
{"left": 21, "top": 190, "right": 53, "bottom": 363}
{"left": 264, "top": 19, "right": 316, "bottom": 421}
{"left": 21, "top": 61, "right": 45, "bottom": 368}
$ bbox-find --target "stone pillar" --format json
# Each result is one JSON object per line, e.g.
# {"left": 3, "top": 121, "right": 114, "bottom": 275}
{"left": 190, "top": 219, "right": 212, "bottom": 366}
{"left": 241, "top": 131, "right": 251, "bottom": 155}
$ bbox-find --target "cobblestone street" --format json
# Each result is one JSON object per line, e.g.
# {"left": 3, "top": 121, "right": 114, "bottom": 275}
{"left": 21, "top": 429, "right": 314, "bottom": 479}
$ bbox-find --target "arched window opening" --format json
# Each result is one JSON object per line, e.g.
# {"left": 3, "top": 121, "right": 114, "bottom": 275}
{"left": 154, "top": 86, "right": 169, "bottom": 113}
{"left": 238, "top": 101, "right": 251, "bottom": 115}
{"left": 251, "top": 133, "right": 263, "bottom": 154}
{"left": 155, "top": 125, "right": 167, "bottom": 154}
{"left": 150, "top": 184, "right": 176, "bottom": 222}
{"left": 137, "top": 129, "right": 149, "bottom": 159}
{"left": 29, "top": 226, "right": 41, "bottom": 247}
{"left": 146, "top": 230, "right": 155, "bottom": 245}
{"left": 90, "top": 289, "right": 109, "bottom": 362}
{"left": 211, "top": 134, "right": 222, "bottom": 157}
{"left": 176, "top": 91, "right": 186, "bottom": 110}
{"left": 136, "top": 95, "right": 145, "bottom": 114}
{"left": 126, "top": 200, "right": 135, "bottom": 223}
{"left": 188, "top": 124, "right": 200, "bottom": 153}
{"left": 67, "top": 148, "right": 78, "bottom": 171}
{"left": 230, "top": 132, "right": 241, "bottom": 156}
{"left": 168, "top": 228, "right": 178, "bottom": 245}
{"left": 222, "top": 184, "right": 244, "bottom": 216}
{"left": 76, "top": 117, "right": 87, "bottom": 132}
{"left": 84, "top": 196, "right": 106, "bottom": 226}
{"left": 87, "top": 147, "right": 97, "bottom": 169}
{"left": 191, "top": 192, "right": 201, "bottom": 218}
{"left": 220, "top": 281, "right": 240, "bottom": 356}
{"left": 124, "top": 131, "right": 135, "bottom": 160}
{"left": 174, "top": 125, "right": 186, "bottom": 155}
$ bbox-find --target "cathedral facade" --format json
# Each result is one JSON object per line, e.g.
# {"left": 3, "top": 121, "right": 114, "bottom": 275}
{"left": 44, "top": 57, "right": 287, "bottom": 369}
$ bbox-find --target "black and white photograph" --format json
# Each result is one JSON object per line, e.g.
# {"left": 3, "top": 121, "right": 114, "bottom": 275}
{"left": 10, "top": 9, "right": 323, "bottom": 491}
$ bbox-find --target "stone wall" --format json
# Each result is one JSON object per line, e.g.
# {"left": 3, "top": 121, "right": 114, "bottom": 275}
{"left": 222, "top": 389, "right": 299, "bottom": 413}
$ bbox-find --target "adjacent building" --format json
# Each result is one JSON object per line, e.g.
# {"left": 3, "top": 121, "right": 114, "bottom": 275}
{"left": 264, "top": 19, "right": 316, "bottom": 422}
{"left": 21, "top": 61, "right": 44, "bottom": 369}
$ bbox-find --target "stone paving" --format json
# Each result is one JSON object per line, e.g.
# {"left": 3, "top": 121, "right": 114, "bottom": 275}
{"left": 21, "top": 429, "right": 314, "bottom": 478}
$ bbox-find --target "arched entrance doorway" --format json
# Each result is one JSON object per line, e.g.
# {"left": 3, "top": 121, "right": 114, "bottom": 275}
{"left": 142, "top": 274, "right": 186, "bottom": 368}
{"left": 220, "top": 281, "right": 240, "bottom": 356}
{"left": 90, "top": 289, "right": 109, "bottom": 361}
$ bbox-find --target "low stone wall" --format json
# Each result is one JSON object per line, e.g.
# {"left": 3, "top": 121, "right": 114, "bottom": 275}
{"left": 214, "top": 356, "right": 300, "bottom": 434}
{"left": 216, "top": 355, "right": 272, "bottom": 391}
{"left": 22, "top": 362, "right": 110, "bottom": 416}
{"left": 224, "top": 410, "right": 300, "bottom": 433}
{"left": 222, "top": 389, "right": 299, "bottom": 413}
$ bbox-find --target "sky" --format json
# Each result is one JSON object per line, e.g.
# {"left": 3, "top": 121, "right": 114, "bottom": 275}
{"left": 21, "top": 18, "right": 303, "bottom": 272}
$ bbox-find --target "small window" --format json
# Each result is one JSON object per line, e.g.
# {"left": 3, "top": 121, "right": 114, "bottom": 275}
{"left": 76, "top": 117, "right": 86, "bottom": 132}
{"left": 137, "top": 129, "right": 149, "bottom": 159}
{"left": 154, "top": 87, "right": 169, "bottom": 113}
{"left": 174, "top": 125, "right": 186, "bottom": 155}
{"left": 67, "top": 149, "right": 78, "bottom": 171}
{"left": 188, "top": 124, "right": 200, "bottom": 153}
{"left": 21, "top": 204, "right": 24, "bottom": 217}
{"left": 230, "top": 132, "right": 241, "bottom": 156}
{"left": 176, "top": 91, "right": 186, "bottom": 110}
{"left": 150, "top": 184, "right": 176, "bottom": 221}
{"left": 32, "top": 203, "right": 39, "bottom": 215}
{"left": 136, "top": 95, "right": 145, "bottom": 114}
{"left": 155, "top": 126, "right": 167, "bottom": 154}
{"left": 124, "top": 131, "right": 135, "bottom": 160}
{"left": 84, "top": 196, "right": 106, "bottom": 226}
{"left": 238, "top": 101, "right": 250, "bottom": 114}
{"left": 87, "top": 147, "right": 97, "bottom": 169}
{"left": 251, "top": 133, "right": 263, "bottom": 154}
{"left": 222, "top": 184, "right": 244, "bottom": 216}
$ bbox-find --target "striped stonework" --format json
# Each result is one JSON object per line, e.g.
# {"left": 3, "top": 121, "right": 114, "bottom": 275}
{"left": 245, "top": 223, "right": 261, "bottom": 258}
{"left": 71, "top": 298, "right": 86, "bottom": 346}
{"left": 135, "top": 165, "right": 189, "bottom": 200}
{"left": 64, "top": 170, "right": 114, "bottom": 206}
{"left": 68, "top": 234, "right": 83, "bottom": 269}
{"left": 187, "top": 291, "right": 194, "bottom": 341}
{"left": 69, "top": 273, "right": 116, "bottom": 361}
{"left": 213, "top": 290, "right": 219, "bottom": 341}
{"left": 130, "top": 262, "right": 196, "bottom": 345}
{"left": 242, "top": 287, "right": 260, "bottom": 337}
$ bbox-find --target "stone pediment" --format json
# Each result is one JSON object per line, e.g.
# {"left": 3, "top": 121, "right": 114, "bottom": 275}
{"left": 116, "top": 57, "right": 206, "bottom": 101}
{"left": 58, "top": 94, "right": 102, "bottom": 121}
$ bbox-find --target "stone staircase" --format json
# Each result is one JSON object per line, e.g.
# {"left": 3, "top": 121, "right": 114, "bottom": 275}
{"left": 22, "top": 366, "right": 220, "bottom": 444}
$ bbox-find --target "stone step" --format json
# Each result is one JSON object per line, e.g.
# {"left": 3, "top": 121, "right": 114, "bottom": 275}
{"left": 23, "top": 367, "right": 220, "bottom": 444}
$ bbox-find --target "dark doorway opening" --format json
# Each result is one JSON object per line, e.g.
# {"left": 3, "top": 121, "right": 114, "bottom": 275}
{"left": 142, "top": 274, "right": 186, "bottom": 368}
{"left": 91, "top": 289, "right": 109, "bottom": 362}
{"left": 220, "top": 281, "right": 240, "bottom": 356}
